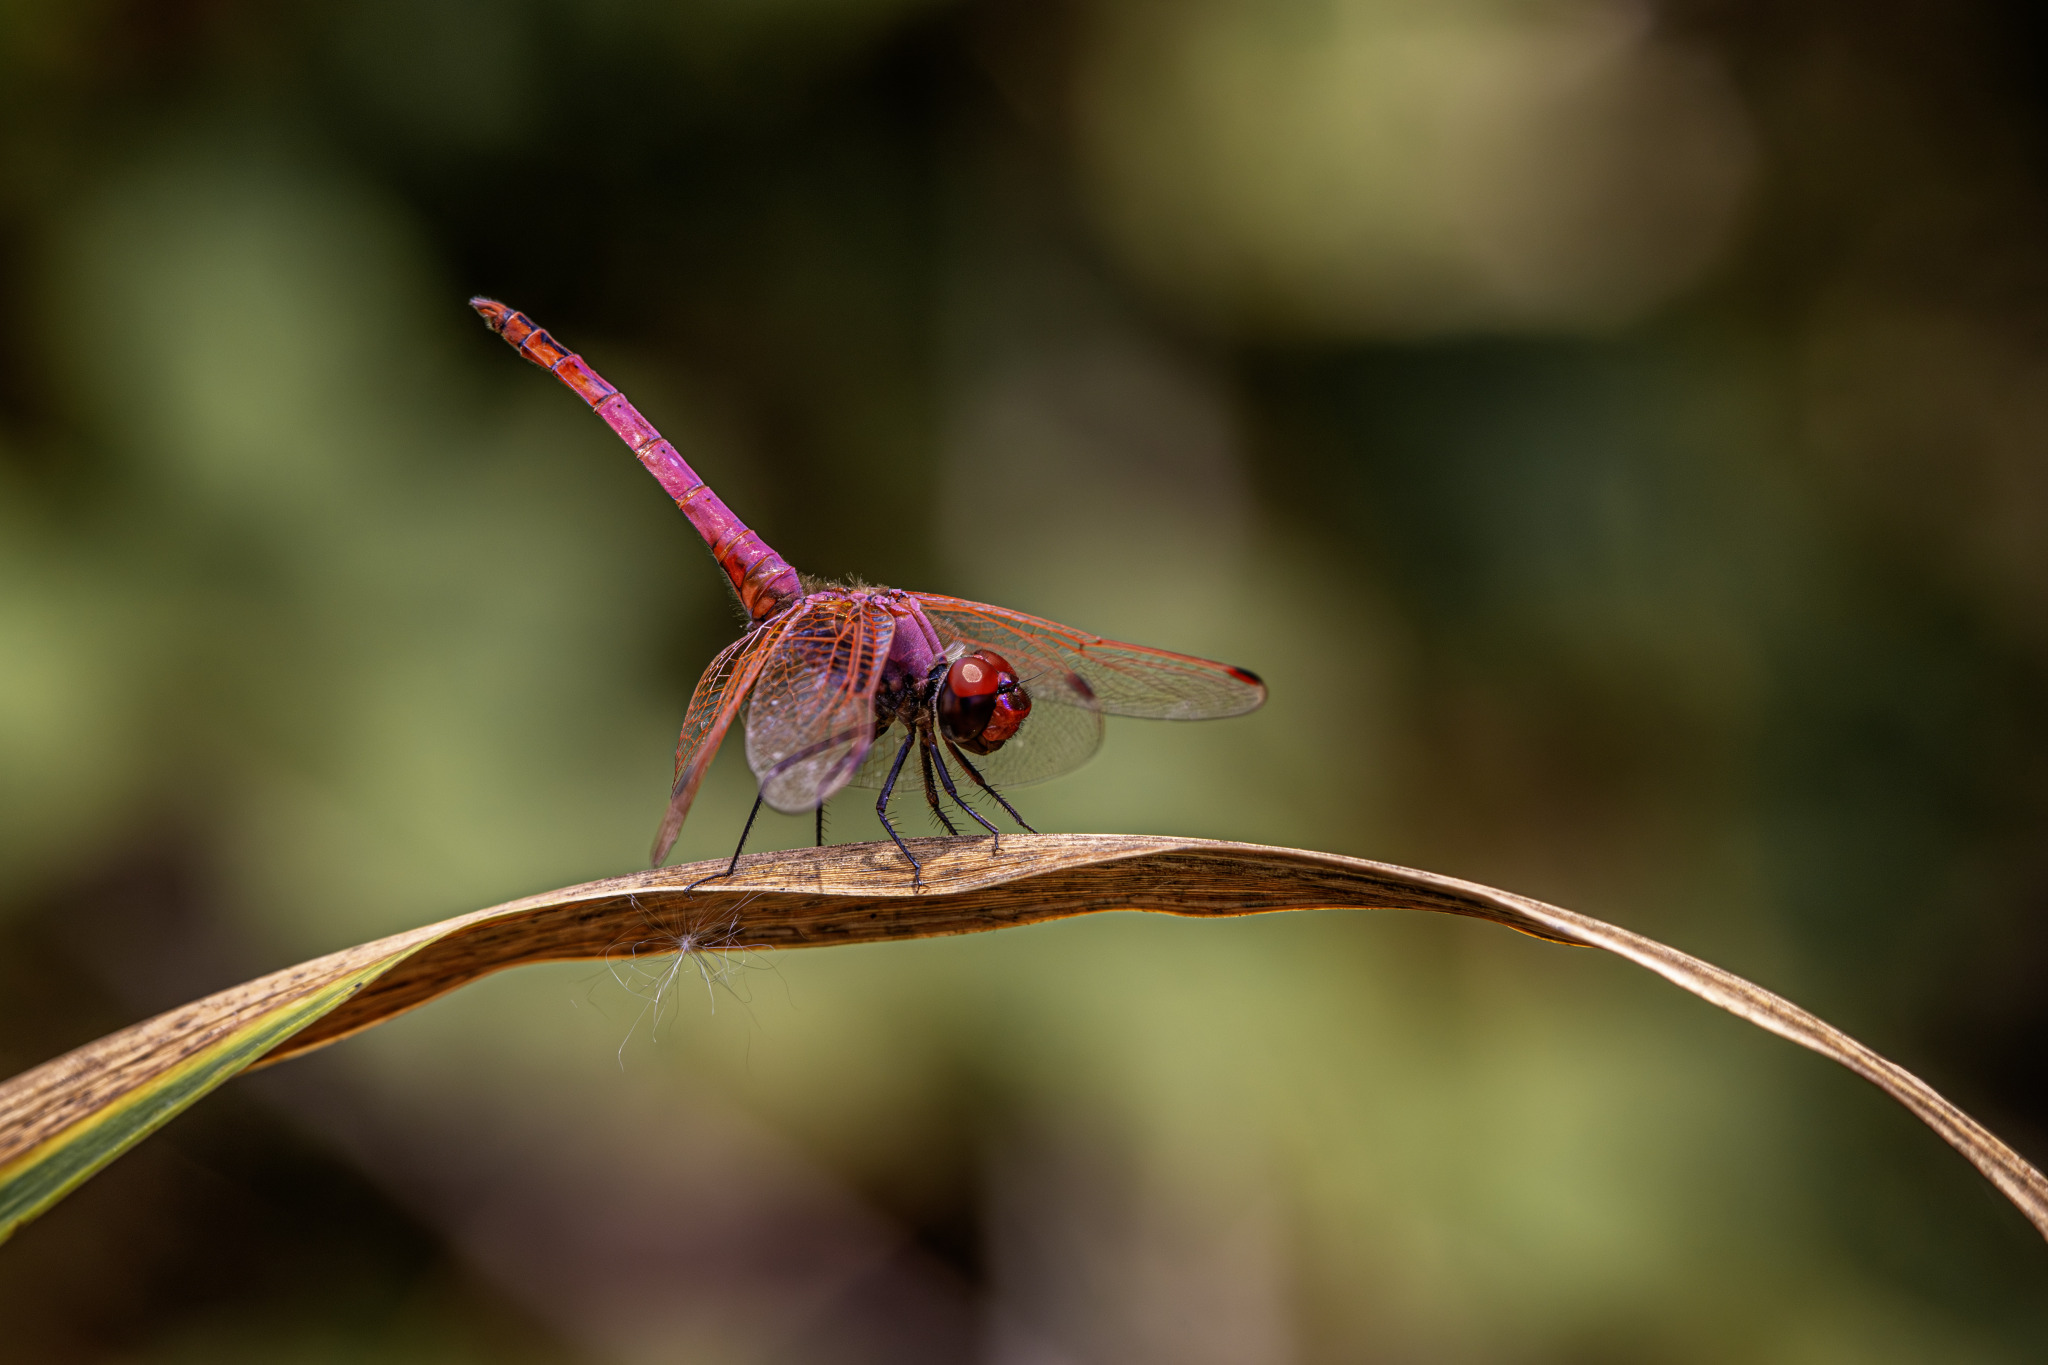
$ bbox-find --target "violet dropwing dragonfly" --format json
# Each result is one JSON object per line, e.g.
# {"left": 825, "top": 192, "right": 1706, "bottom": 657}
{"left": 472, "top": 298, "right": 1266, "bottom": 881}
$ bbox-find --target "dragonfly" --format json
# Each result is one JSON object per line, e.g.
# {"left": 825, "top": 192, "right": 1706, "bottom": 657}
{"left": 471, "top": 298, "right": 1267, "bottom": 881}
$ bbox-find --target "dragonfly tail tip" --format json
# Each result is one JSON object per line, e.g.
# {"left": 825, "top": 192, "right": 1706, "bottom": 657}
{"left": 469, "top": 296, "right": 511, "bottom": 332}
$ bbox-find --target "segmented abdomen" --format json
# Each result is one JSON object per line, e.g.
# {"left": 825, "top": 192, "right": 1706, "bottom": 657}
{"left": 471, "top": 297, "right": 801, "bottom": 623}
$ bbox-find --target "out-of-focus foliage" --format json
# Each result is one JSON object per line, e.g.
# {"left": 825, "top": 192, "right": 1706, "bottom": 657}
{"left": 1, "top": 0, "right": 2046, "bottom": 1360}
{"left": 1075, "top": 0, "right": 1757, "bottom": 333}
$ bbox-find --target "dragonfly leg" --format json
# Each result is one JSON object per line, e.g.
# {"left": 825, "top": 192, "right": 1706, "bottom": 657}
{"left": 815, "top": 802, "right": 825, "bottom": 848}
{"left": 926, "top": 734, "right": 1003, "bottom": 850}
{"left": 686, "top": 792, "right": 766, "bottom": 892}
{"left": 942, "top": 739, "right": 1039, "bottom": 834}
{"left": 874, "top": 729, "right": 924, "bottom": 882}
{"left": 918, "top": 738, "right": 962, "bottom": 837}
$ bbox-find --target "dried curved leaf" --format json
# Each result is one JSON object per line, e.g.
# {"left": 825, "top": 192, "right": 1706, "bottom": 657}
{"left": 3, "top": 834, "right": 2044, "bottom": 1246}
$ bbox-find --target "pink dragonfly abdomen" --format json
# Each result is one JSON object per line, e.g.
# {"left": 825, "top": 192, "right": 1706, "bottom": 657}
{"left": 470, "top": 298, "right": 802, "bottom": 623}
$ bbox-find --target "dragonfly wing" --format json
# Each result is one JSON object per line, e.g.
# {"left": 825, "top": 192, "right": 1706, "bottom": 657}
{"left": 745, "top": 597, "right": 896, "bottom": 813}
{"left": 849, "top": 697, "right": 1104, "bottom": 790}
{"left": 910, "top": 594, "right": 1267, "bottom": 719}
{"left": 848, "top": 725, "right": 906, "bottom": 789}
{"left": 652, "top": 619, "right": 791, "bottom": 865}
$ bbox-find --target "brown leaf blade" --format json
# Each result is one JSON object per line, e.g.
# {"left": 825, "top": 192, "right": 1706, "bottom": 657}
{"left": 3, "top": 834, "right": 2042, "bottom": 1245}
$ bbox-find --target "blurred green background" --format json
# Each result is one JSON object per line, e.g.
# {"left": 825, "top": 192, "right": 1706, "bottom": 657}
{"left": 4, "top": 0, "right": 2048, "bottom": 1359}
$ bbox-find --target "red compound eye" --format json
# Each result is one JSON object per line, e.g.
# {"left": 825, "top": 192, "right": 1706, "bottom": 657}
{"left": 947, "top": 653, "right": 1002, "bottom": 699}
{"left": 938, "top": 651, "right": 1030, "bottom": 753}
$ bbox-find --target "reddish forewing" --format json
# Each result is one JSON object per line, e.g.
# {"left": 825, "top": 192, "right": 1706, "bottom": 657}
{"left": 744, "top": 597, "right": 897, "bottom": 814}
{"left": 908, "top": 594, "right": 1266, "bottom": 721}
{"left": 650, "top": 614, "right": 795, "bottom": 865}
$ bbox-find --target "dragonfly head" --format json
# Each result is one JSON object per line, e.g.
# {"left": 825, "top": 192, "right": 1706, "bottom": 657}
{"left": 937, "top": 650, "right": 1032, "bottom": 755}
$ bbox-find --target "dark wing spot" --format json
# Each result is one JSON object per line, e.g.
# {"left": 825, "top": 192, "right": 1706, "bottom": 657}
{"left": 1066, "top": 671, "right": 1096, "bottom": 702}
{"left": 1227, "top": 665, "right": 1264, "bottom": 687}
